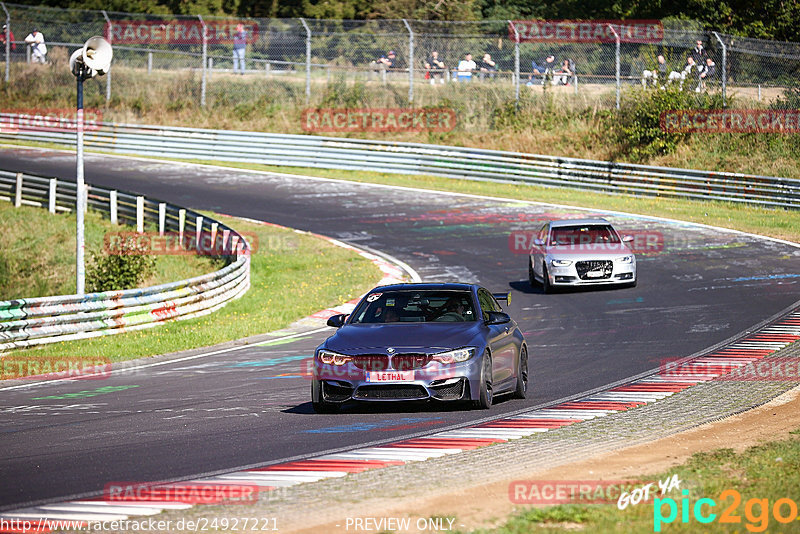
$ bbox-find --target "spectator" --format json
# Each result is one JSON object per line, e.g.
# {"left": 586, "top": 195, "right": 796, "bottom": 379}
{"left": 696, "top": 57, "right": 716, "bottom": 92}
{"left": 370, "top": 50, "right": 396, "bottom": 80}
{"left": 456, "top": 53, "right": 476, "bottom": 82}
{"left": 554, "top": 58, "right": 575, "bottom": 85}
{"left": 478, "top": 53, "right": 497, "bottom": 80}
{"left": 232, "top": 23, "right": 247, "bottom": 75}
{"left": 424, "top": 50, "right": 446, "bottom": 85}
{"left": 691, "top": 39, "right": 707, "bottom": 66}
{"left": 641, "top": 54, "right": 667, "bottom": 88}
{"left": 0, "top": 25, "right": 15, "bottom": 52}
{"left": 540, "top": 54, "right": 556, "bottom": 85}
{"left": 668, "top": 56, "right": 696, "bottom": 89}
{"left": 526, "top": 59, "right": 545, "bottom": 85}
{"left": 24, "top": 28, "right": 46, "bottom": 64}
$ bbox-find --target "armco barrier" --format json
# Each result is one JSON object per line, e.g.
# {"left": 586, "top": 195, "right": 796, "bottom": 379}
{"left": 0, "top": 169, "right": 250, "bottom": 352}
{"left": 0, "top": 116, "right": 798, "bottom": 209}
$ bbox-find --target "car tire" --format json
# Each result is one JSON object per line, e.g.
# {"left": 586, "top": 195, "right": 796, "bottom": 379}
{"left": 512, "top": 346, "right": 528, "bottom": 399}
{"left": 528, "top": 258, "right": 537, "bottom": 288}
{"left": 472, "top": 351, "right": 493, "bottom": 409}
{"left": 311, "top": 380, "right": 339, "bottom": 414}
{"left": 542, "top": 266, "right": 553, "bottom": 294}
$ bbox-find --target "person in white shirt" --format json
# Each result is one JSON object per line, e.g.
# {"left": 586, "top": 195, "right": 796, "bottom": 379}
{"left": 24, "top": 29, "right": 46, "bottom": 63}
{"left": 457, "top": 53, "right": 476, "bottom": 82}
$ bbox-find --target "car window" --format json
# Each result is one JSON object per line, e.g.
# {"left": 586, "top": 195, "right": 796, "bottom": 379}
{"left": 350, "top": 290, "right": 477, "bottom": 323}
{"left": 477, "top": 289, "right": 500, "bottom": 320}
{"left": 549, "top": 224, "right": 620, "bottom": 246}
{"left": 538, "top": 224, "right": 548, "bottom": 243}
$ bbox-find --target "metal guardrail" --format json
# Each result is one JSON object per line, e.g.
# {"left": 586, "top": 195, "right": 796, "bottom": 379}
{"left": 0, "top": 169, "right": 251, "bottom": 352}
{"left": 0, "top": 116, "right": 797, "bottom": 209}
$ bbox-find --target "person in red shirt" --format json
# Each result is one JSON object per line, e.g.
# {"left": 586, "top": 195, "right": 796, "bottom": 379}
{"left": 0, "top": 25, "right": 15, "bottom": 51}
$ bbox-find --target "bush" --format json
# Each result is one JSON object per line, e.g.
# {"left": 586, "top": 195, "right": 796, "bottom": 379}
{"left": 86, "top": 236, "right": 155, "bottom": 292}
{"left": 615, "top": 86, "right": 726, "bottom": 161}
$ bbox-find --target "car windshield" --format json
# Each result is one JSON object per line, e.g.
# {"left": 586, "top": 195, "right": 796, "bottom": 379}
{"left": 350, "top": 290, "right": 477, "bottom": 324}
{"left": 549, "top": 225, "right": 620, "bottom": 246}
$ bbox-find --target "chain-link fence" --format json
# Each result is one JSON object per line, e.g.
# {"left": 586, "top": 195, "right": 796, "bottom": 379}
{"left": 1, "top": 3, "right": 799, "bottom": 123}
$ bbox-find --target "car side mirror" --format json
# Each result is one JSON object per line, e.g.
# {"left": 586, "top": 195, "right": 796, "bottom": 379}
{"left": 622, "top": 235, "right": 634, "bottom": 243}
{"left": 485, "top": 311, "right": 511, "bottom": 325}
{"left": 326, "top": 314, "right": 347, "bottom": 328}
{"left": 533, "top": 238, "right": 544, "bottom": 246}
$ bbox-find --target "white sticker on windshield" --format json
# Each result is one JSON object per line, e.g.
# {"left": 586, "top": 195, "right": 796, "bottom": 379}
{"left": 366, "top": 293, "right": 382, "bottom": 302}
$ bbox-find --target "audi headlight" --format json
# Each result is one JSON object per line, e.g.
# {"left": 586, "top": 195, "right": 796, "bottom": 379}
{"left": 616, "top": 255, "right": 634, "bottom": 264}
{"left": 318, "top": 350, "right": 351, "bottom": 366}
{"left": 432, "top": 348, "right": 475, "bottom": 364}
{"left": 550, "top": 259, "right": 573, "bottom": 267}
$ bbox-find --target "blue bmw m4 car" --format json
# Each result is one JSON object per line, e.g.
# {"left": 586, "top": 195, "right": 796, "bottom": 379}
{"left": 311, "top": 283, "right": 528, "bottom": 413}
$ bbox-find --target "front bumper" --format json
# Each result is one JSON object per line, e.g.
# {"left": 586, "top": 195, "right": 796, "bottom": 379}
{"left": 546, "top": 258, "right": 636, "bottom": 287}
{"left": 314, "top": 359, "right": 480, "bottom": 403}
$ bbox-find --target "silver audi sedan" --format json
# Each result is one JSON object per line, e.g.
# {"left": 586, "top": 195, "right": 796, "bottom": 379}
{"left": 528, "top": 218, "right": 637, "bottom": 292}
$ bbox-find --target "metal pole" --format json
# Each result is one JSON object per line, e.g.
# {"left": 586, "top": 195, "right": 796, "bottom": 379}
{"left": 198, "top": 15, "right": 207, "bottom": 107}
{"left": 101, "top": 10, "right": 111, "bottom": 102}
{"left": 1, "top": 3, "right": 9, "bottom": 83}
{"left": 76, "top": 70, "right": 86, "bottom": 295}
{"left": 712, "top": 31, "right": 726, "bottom": 107}
{"left": 608, "top": 23, "right": 620, "bottom": 110}
{"left": 299, "top": 18, "right": 311, "bottom": 104}
{"left": 509, "top": 20, "right": 520, "bottom": 105}
{"left": 402, "top": 19, "right": 414, "bottom": 103}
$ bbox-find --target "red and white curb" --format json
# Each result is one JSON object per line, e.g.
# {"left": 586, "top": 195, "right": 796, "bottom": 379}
{"left": 2, "top": 310, "right": 798, "bottom": 531}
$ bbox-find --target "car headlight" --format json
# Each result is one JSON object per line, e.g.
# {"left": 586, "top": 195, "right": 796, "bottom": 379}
{"left": 616, "top": 255, "right": 634, "bottom": 264}
{"left": 550, "top": 259, "right": 573, "bottom": 267}
{"left": 431, "top": 348, "right": 475, "bottom": 364}
{"left": 318, "top": 350, "right": 351, "bottom": 365}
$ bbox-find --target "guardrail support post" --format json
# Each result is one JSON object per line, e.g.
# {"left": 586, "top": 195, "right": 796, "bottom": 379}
{"left": 110, "top": 190, "right": 117, "bottom": 224}
{"left": 136, "top": 196, "right": 144, "bottom": 233}
{"left": 195, "top": 215, "right": 203, "bottom": 250}
{"left": 608, "top": 23, "right": 621, "bottom": 110}
{"left": 48, "top": 178, "right": 56, "bottom": 213}
{"left": 178, "top": 208, "right": 185, "bottom": 245}
{"left": 158, "top": 202, "right": 166, "bottom": 236}
{"left": 509, "top": 20, "right": 520, "bottom": 106}
{"left": 402, "top": 19, "right": 414, "bottom": 103}
{"left": 147, "top": 51, "right": 152, "bottom": 74}
{"left": 210, "top": 221, "right": 218, "bottom": 252}
{"left": 14, "top": 172, "right": 21, "bottom": 207}
{"left": 222, "top": 228, "right": 230, "bottom": 255}
{"left": 299, "top": 18, "right": 311, "bottom": 105}
{"left": 198, "top": 15, "right": 207, "bottom": 107}
{"left": 101, "top": 10, "right": 112, "bottom": 102}
{"left": 712, "top": 31, "right": 726, "bottom": 108}
{"left": 1, "top": 3, "right": 10, "bottom": 83}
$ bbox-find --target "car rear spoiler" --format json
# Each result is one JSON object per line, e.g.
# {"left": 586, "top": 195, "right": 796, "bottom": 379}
{"left": 492, "top": 292, "right": 511, "bottom": 306}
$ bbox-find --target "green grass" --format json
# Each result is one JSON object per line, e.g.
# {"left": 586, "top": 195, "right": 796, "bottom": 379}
{"left": 6, "top": 213, "right": 380, "bottom": 363}
{"left": 471, "top": 432, "right": 800, "bottom": 533}
{"left": 0, "top": 200, "right": 212, "bottom": 300}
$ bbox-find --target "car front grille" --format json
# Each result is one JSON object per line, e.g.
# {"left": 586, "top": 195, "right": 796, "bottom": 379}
{"left": 350, "top": 355, "right": 389, "bottom": 371}
{"left": 576, "top": 260, "right": 613, "bottom": 280}
{"left": 391, "top": 354, "right": 431, "bottom": 370}
{"left": 350, "top": 354, "right": 431, "bottom": 371}
{"left": 354, "top": 385, "right": 428, "bottom": 399}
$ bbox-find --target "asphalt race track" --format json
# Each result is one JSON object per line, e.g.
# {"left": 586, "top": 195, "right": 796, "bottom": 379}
{"left": 1, "top": 147, "right": 799, "bottom": 510}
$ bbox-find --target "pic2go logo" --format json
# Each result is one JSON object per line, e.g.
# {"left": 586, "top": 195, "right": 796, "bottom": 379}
{"left": 653, "top": 489, "right": 799, "bottom": 532}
